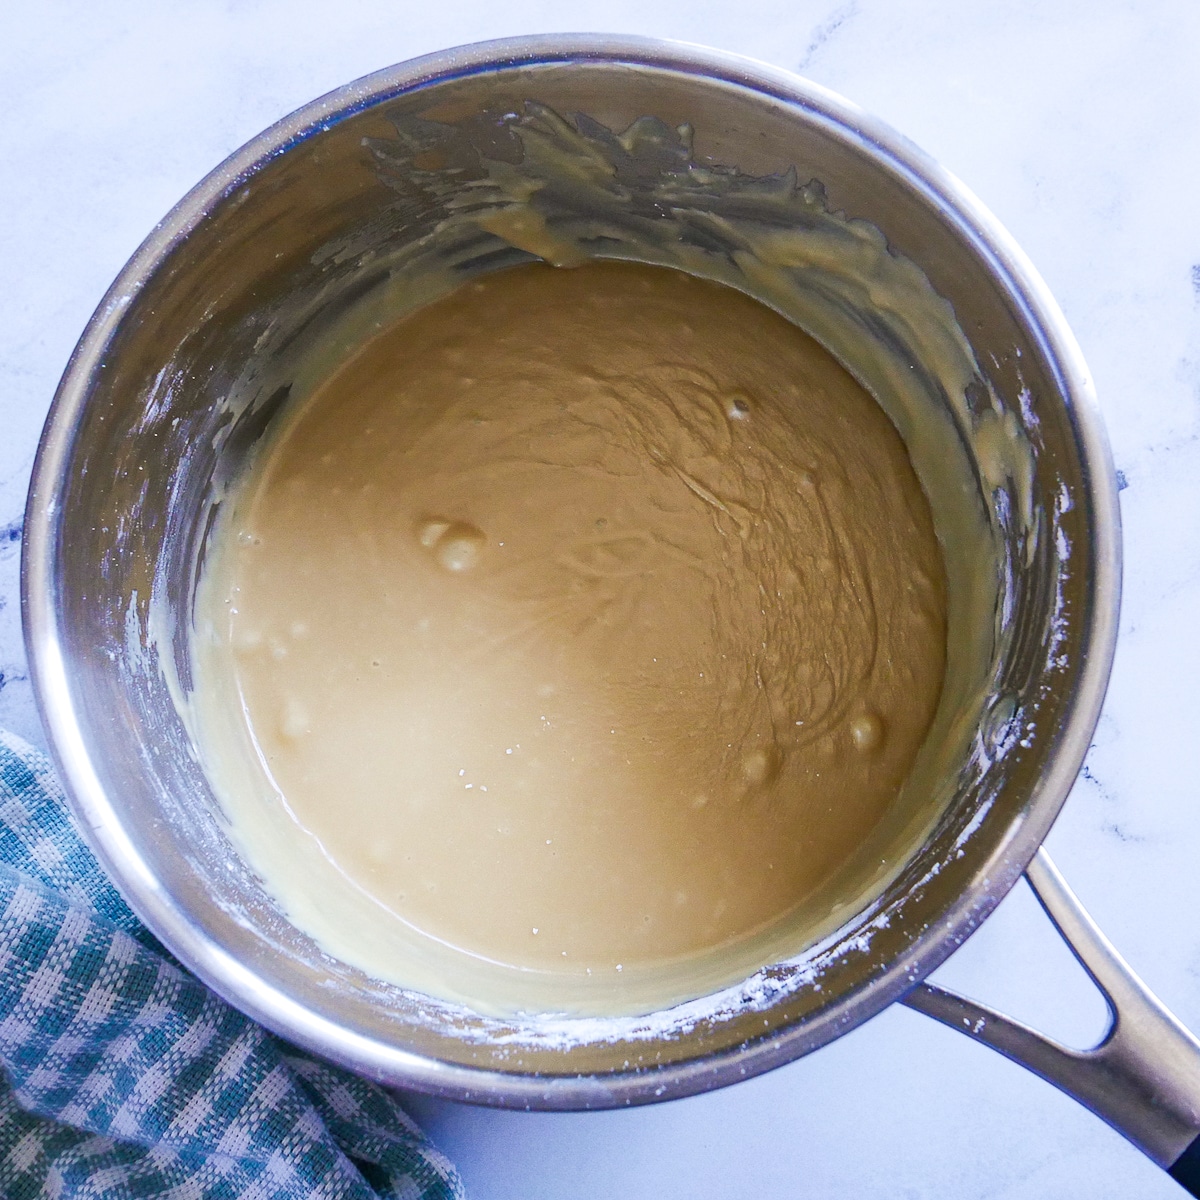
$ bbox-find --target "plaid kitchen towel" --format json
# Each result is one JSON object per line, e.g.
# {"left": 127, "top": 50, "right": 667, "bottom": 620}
{"left": 0, "top": 729, "right": 464, "bottom": 1200}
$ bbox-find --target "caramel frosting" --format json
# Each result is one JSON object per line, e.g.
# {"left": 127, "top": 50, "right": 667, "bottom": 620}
{"left": 191, "top": 261, "right": 946, "bottom": 1013}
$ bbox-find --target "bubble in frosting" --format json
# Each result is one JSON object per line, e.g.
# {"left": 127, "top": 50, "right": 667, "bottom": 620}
{"left": 418, "top": 518, "right": 486, "bottom": 572}
{"left": 850, "top": 711, "right": 884, "bottom": 753}
{"left": 741, "top": 743, "right": 782, "bottom": 790}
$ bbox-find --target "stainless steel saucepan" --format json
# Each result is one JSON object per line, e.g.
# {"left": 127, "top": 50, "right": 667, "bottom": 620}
{"left": 21, "top": 35, "right": 1200, "bottom": 1193}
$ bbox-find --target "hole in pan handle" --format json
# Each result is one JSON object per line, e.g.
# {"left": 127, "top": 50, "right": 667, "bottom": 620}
{"left": 901, "top": 849, "right": 1200, "bottom": 1195}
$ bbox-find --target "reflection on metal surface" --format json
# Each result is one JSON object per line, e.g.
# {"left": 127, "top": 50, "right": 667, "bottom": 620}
{"left": 904, "top": 849, "right": 1200, "bottom": 1170}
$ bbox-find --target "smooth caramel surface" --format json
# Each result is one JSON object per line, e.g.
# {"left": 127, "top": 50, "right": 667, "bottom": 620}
{"left": 192, "top": 261, "right": 946, "bottom": 1008}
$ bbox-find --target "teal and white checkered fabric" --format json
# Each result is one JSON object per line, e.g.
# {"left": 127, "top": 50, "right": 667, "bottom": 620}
{"left": 0, "top": 729, "right": 464, "bottom": 1200}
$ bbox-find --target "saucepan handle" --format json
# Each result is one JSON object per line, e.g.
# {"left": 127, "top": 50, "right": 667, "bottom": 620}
{"left": 901, "top": 849, "right": 1200, "bottom": 1195}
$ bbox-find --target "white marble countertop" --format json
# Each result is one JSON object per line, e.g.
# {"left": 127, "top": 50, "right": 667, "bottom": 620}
{"left": 4, "top": 3, "right": 1199, "bottom": 1197}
